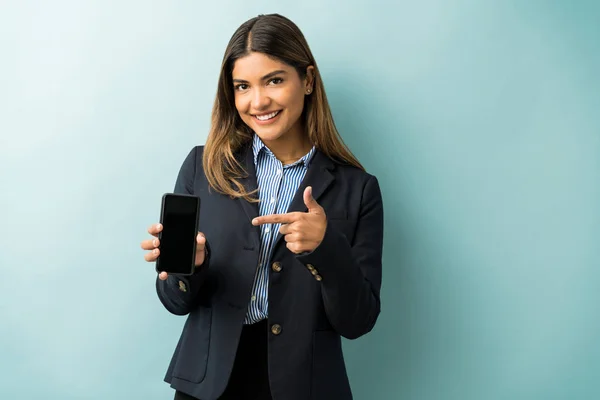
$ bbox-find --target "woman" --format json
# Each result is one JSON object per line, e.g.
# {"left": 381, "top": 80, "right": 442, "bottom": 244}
{"left": 141, "top": 13, "right": 384, "bottom": 400}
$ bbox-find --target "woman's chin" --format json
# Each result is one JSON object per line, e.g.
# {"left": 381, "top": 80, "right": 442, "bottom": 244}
{"left": 253, "top": 127, "right": 286, "bottom": 142}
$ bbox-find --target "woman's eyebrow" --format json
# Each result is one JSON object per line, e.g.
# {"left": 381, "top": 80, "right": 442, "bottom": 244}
{"left": 233, "top": 70, "right": 287, "bottom": 83}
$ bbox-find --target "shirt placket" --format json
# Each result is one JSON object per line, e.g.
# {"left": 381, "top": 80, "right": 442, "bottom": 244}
{"left": 262, "top": 162, "right": 286, "bottom": 315}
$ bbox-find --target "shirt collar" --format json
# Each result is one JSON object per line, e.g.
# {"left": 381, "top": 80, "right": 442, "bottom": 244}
{"left": 252, "top": 134, "right": 316, "bottom": 168}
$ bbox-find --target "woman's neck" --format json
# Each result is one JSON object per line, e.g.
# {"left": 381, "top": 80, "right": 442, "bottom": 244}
{"left": 262, "top": 131, "right": 312, "bottom": 165}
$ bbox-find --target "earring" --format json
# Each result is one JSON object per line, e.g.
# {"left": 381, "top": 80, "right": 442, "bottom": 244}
{"left": 306, "top": 88, "right": 312, "bottom": 94}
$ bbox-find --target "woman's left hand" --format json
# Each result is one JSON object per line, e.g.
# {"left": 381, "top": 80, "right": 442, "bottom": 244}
{"left": 252, "top": 186, "right": 327, "bottom": 254}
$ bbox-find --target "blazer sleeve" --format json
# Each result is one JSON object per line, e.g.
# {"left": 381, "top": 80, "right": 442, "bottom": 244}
{"left": 155, "top": 146, "right": 211, "bottom": 316}
{"left": 296, "top": 174, "right": 384, "bottom": 339}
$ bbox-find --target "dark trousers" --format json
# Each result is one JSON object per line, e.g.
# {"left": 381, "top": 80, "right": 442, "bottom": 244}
{"left": 174, "top": 320, "right": 272, "bottom": 400}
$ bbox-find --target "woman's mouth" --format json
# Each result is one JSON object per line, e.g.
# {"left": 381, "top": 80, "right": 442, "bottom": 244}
{"left": 253, "top": 110, "right": 281, "bottom": 124}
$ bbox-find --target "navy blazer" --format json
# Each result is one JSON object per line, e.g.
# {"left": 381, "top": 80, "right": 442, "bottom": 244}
{"left": 156, "top": 142, "right": 384, "bottom": 400}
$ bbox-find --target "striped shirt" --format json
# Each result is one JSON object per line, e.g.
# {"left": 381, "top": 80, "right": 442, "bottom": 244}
{"left": 244, "top": 134, "right": 316, "bottom": 324}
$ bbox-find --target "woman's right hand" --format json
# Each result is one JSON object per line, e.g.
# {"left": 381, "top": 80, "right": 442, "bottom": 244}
{"left": 141, "top": 223, "right": 207, "bottom": 281}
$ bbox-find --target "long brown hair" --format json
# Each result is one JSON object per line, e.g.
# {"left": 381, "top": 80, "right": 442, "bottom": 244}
{"left": 203, "top": 13, "right": 364, "bottom": 201}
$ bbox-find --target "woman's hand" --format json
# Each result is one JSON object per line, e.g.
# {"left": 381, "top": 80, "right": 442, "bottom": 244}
{"left": 141, "top": 223, "right": 207, "bottom": 280}
{"left": 252, "top": 186, "right": 327, "bottom": 254}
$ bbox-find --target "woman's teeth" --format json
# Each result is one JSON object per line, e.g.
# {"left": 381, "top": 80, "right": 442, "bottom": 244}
{"left": 255, "top": 111, "right": 280, "bottom": 121}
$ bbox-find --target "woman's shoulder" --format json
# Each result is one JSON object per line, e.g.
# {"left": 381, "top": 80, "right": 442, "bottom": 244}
{"left": 176, "top": 145, "right": 206, "bottom": 184}
{"left": 179, "top": 142, "right": 249, "bottom": 177}
{"left": 180, "top": 145, "right": 206, "bottom": 168}
{"left": 191, "top": 144, "right": 206, "bottom": 159}
{"left": 328, "top": 156, "right": 378, "bottom": 185}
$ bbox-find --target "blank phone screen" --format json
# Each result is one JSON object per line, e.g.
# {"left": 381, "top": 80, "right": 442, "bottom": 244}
{"left": 157, "top": 194, "right": 200, "bottom": 275}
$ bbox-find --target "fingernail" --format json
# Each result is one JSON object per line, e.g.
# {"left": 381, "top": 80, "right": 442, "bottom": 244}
{"left": 156, "top": 223, "right": 161, "bottom": 230}
{"left": 153, "top": 249, "right": 158, "bottom": 255}
{"left": 153, "top": 239, "right": 158, "bottom": 246}
{"left": 252, "top": 219, "right": 257, "bottom": 225}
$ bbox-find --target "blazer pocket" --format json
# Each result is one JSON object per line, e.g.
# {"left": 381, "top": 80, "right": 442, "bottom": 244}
{"left": 172, "top": 306, "right": 212, "bottom": 383}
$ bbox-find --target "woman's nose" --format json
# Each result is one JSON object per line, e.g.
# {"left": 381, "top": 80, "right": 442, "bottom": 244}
{"left": 251, "top": 88, "right": 271, "bottom": 110}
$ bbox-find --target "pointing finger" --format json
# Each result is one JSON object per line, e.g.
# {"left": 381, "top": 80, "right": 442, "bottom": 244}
{"left": 252, "top": 212, "right": 300, "bottom": 226}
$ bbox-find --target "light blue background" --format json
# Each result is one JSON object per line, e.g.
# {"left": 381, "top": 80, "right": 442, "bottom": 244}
{"left": 1, "top": 1, "right": 598, "bottom": 399}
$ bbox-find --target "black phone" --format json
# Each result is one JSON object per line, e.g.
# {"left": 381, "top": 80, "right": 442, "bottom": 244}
{"left": 155, "top": 193, "right": 201, "bottom": 276}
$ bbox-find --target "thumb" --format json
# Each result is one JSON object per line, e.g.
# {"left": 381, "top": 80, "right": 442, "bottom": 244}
{"left": 303, "top": 186, "right": 322, "bottom": 213}
{"left": 196, "top": 232, "right": 206, "bottom": 248}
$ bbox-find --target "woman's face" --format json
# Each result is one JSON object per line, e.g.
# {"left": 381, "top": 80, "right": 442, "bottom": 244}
{"left": 232, "top": 52, "right": 313, "bottom": 144}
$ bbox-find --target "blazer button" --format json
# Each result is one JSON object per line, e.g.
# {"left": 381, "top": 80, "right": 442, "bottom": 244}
{"left": 271, "top": 262, "right": 282, "bottom": 272}
{"left": 178, "top": 281, "right": 187, "bottom": 292}
{"left": 307, "top": 264, "right": 315, "bottom": 271}
{"left": 311, "top": 269, "right": 318, "bottom": 276}
{"left": 315, "top": 275, "right": 322, "bottom": 281}
{"left": 271, "top": 324, "right": 282, "bottom": 335}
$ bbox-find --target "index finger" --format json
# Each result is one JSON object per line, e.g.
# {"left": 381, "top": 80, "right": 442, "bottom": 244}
{"left": 252, "top": 212, "right": 301, "bottom": 226}
{"left": 148, "top": 223, "right": 162, "bottom": 237}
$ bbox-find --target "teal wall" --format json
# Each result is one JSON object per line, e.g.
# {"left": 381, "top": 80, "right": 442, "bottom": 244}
{"left": 1, "top": 1, "right": 598, "bottom": 399}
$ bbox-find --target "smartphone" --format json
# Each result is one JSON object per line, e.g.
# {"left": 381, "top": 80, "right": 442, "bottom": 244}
{"left": 155, "top": 193, "right": 201, "bottom": 276}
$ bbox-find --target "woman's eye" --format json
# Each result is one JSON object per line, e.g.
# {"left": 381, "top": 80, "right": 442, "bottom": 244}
{"left": 268, "top": 78, "right": 283, "bottom": 85}
{"left": 235, "top": 84, "right": 248, "bottom": 91}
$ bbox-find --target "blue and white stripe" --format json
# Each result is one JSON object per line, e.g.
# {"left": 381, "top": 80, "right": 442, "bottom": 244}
{"left": 244, "top": 134, "right": 315, "bottom": 324}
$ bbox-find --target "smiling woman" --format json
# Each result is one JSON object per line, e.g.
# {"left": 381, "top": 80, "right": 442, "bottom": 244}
{"left": 140, "top": 13, "right": 385, "bottom": 400}
{"left": 203, "top": 13, "right": 365, "bottom": 202}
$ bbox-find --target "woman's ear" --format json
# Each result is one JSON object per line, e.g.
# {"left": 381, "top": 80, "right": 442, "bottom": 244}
{"left": 305, "top": 66, "right": 315, "bottom": 94}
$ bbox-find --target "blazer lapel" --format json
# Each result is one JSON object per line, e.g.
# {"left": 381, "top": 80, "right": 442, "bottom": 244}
{"left": 236, "top": 143, "right": 261, "bottom": 247}
{"left": 272, "top": 150, "right": 335, "bottom": 251}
